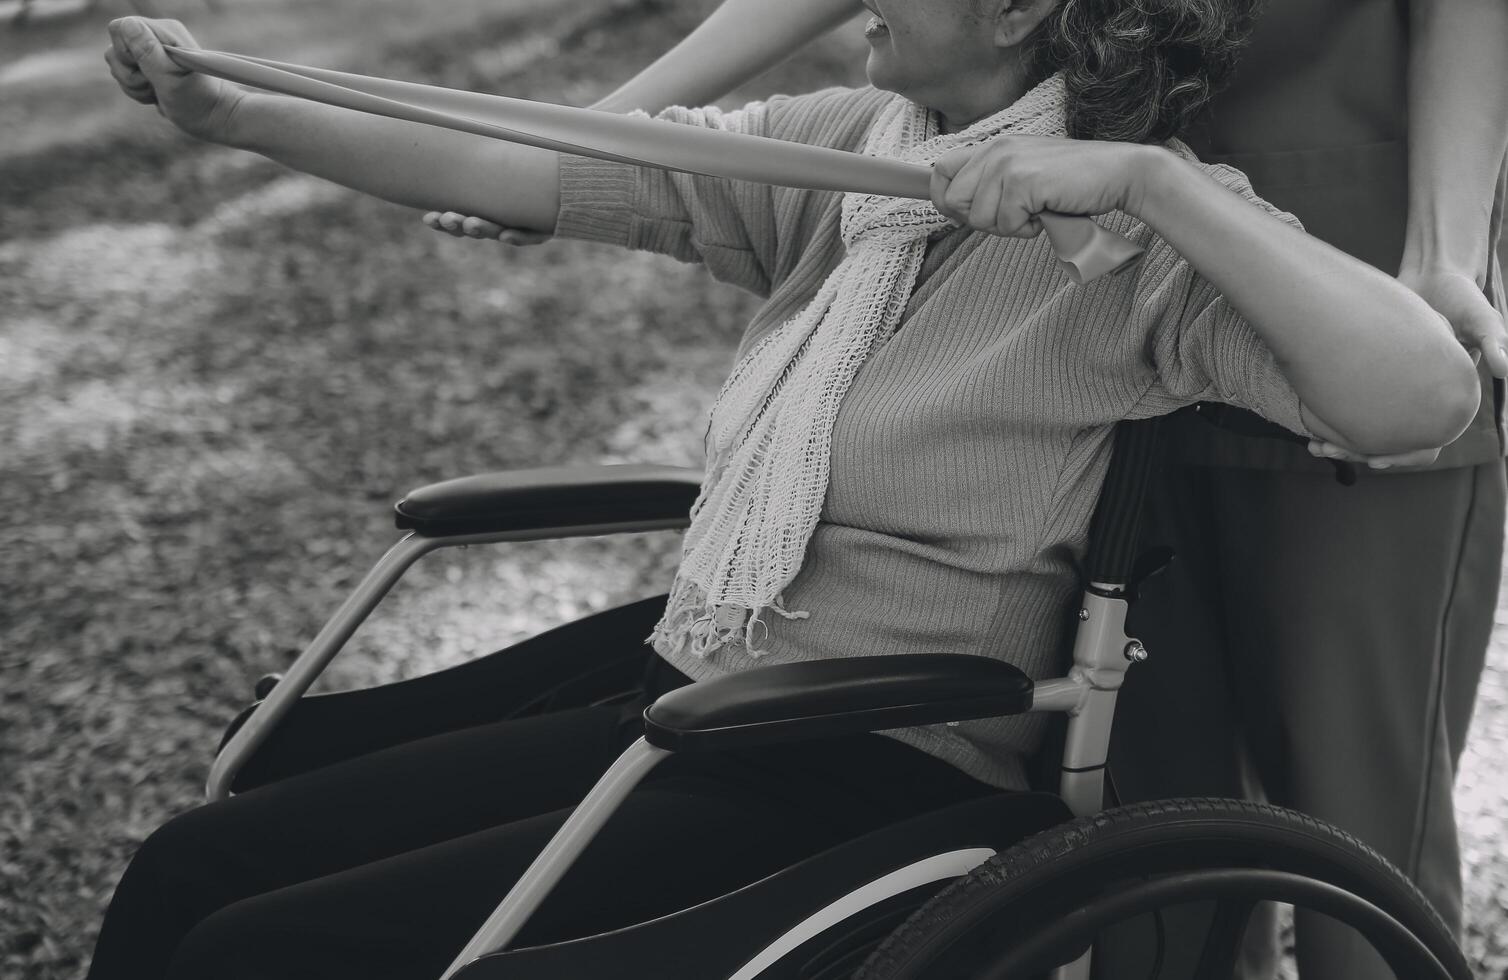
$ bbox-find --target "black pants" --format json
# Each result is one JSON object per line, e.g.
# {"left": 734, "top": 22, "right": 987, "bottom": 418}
{"left": 88, "top": 596, "right": 993, "bottom": 980}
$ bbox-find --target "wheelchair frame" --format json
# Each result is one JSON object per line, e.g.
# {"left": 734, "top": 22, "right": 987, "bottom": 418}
{"left": 203, "top": 418, "right": 1457, "bottom": 980}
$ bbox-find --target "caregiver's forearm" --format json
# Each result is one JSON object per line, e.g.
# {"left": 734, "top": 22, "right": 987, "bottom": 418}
{"left": 593, "top": 0, "right": 859, "bottom": 113}
{"left": 1135, "top": 149, "right": 1479, "bottom": 453}
{"left": 225, "top": 91, "right": 561, "bottom": 232}
{"left": 1402, "top": 0, "right": 1508, "bottom": 280}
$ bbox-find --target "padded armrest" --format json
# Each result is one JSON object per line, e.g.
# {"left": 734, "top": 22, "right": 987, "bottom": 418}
{"left": 643, "top": 654, "right": 1034, "bottom": 752}
{"left": 394, "top": 464, "right": 702, "bottom": 537}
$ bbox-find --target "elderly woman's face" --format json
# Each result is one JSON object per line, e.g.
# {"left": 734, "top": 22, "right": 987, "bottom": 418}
{"left": 861, "top": 0, "right": 1007, "bottom": 109}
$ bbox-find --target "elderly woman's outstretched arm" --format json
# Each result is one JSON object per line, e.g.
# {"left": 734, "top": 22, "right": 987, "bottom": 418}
{"left": 1133, "top": 151, "right": 1482, "bottom": 456}
{"left": 932, "top": 138, "right": 1481, "bottom": 457}
{"left": 106, "top": 18, "right": 562, "bottom": 233}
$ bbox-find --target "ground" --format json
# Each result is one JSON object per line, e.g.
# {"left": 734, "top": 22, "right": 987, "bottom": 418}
{"left": 0, "top": 0, "right": 1504, "bottom": 977}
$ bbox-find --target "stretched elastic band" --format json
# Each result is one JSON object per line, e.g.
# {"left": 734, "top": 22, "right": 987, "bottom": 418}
{"left": 162, "top": 45, "right": 1143, "bottom": 283}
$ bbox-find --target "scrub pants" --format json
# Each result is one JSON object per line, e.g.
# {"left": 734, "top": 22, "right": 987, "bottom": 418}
{"left": 87, "top": 596, "right": 994, "bottom": 980}
{"left": 1113, "top": 460, "right": 1505, "bottom": 979}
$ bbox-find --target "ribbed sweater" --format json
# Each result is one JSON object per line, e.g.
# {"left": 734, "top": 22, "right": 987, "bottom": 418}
{"left": 555, "top": 86, "right": 1310, "bottom": 789}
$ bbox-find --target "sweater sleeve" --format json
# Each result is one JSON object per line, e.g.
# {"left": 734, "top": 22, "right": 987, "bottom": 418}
{"left": 553, "top": 87, "right": 891, "bottom": 297}
{"left": 1129, "top": 162, "right": 1314, "bottom": 437}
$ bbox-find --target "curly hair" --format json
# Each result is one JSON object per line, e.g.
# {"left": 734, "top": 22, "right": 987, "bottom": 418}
{"left": 1023, "top": 0, "right": 1263, "bottom": 144}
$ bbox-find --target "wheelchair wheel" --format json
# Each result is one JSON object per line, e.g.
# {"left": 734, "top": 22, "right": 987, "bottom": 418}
{"left": 856, "top": 798, "right": 1471, "bottom": 980}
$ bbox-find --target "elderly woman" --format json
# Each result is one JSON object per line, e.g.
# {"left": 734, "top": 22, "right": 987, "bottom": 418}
{"left": 92, "top": 1, "right": 1479, "bottom": 977}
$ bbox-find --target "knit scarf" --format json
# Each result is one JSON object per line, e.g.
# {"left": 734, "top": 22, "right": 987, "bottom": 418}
{"left": 651, "top": 74, "right": 1070, "bottom": 662}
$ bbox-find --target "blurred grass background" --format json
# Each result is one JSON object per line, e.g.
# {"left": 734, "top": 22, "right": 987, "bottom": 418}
{"left": 0, "top": 1, "right": 1504, "bottom": 977}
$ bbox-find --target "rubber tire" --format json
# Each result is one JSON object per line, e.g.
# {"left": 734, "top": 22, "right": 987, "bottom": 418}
{"left": 856, "top": 797, "right": 1470, "bottom": 980}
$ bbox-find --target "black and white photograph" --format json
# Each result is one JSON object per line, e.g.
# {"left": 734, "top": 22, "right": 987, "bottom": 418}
{"left": 3, "top": 0, "right": 1506, "bottom": 977}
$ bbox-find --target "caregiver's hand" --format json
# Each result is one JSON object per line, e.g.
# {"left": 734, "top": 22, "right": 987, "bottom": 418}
{"left": 1397, "top": 264, "right": 1508, "bottom": 379}
{"left": 104, "top": 17, "right": 242, "bottom": 144}
{"left": 930, "top": 137, "right": 1151, "bottom": 237}
{"left": 1307, "top": 440, "right": 1442, "bottom": 471}
{"left": 422, "top": 211, "right": 548, "bottom": 246}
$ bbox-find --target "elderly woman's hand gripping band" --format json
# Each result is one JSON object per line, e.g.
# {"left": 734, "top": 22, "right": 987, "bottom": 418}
{"left": 931, "top": 135, "right": 1156, "bottom": 239}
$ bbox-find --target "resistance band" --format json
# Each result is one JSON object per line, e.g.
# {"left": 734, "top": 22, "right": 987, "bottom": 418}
{"left": 163, "top": 45, "right": 1143, "bottom": 284}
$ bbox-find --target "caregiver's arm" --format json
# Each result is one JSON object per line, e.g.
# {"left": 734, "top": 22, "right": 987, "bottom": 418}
{"left": 592, "top": 0, "right": 858, "bottom": 113}
{"left": 933, "top": 138, "right": 1479, "bottom": 456}
{"left": 107, "top": 18, "right": 559, "bottom": 232}
{"left": 1398, "top": 0, "right": 1508, "bottom": 373}
{"left": 428, "top": 0, "right": 859, "bottom": 241}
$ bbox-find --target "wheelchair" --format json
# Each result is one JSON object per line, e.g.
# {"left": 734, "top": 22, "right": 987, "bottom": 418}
{"left": 207, "top": 414, "right": 1471, "bottom": 980}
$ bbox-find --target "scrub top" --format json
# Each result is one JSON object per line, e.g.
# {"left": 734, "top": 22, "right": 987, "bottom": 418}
{"left": 1172, "top": 0, "right": 1507, "bottom": 469}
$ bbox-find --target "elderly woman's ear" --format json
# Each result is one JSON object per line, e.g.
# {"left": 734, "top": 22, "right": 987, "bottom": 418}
{"left": 988, "top": 0, "right": 1057, "bottom": 48}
